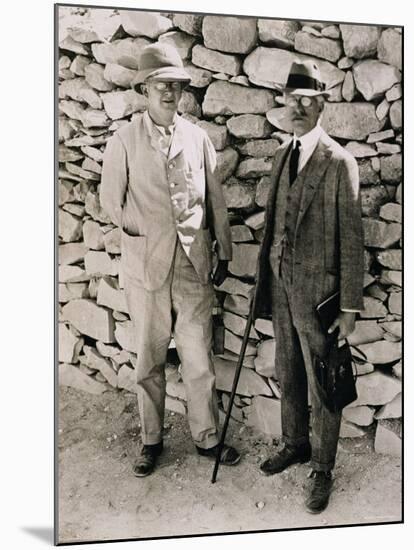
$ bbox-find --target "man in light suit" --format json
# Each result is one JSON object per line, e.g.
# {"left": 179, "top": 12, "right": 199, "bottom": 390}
{"left": 254, "top": 61, "right": 364, "bottom": 512}
{"left": 100, "top": 43, "right": 240, "bottom": 477}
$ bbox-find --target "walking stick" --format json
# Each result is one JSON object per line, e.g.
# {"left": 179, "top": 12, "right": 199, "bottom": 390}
{"left": 211, "top": 301, "right": 255, "bottom": 483}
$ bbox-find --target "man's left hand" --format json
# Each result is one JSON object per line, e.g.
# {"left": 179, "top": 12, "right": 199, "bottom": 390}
{"left": 213, "top": 260, "right": 229, "bottom": 287}
{"left": 328, "top": 311, "right": 356, "bottom": 340}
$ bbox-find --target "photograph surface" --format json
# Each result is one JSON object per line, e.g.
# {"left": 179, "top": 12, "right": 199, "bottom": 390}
{"left": 56, "top": 4, "right": 403, "bottom": 544}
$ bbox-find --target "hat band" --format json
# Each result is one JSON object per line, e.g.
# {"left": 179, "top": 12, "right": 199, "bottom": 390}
{"left": 286, "top": 73, "right": 325, "bottom": 91}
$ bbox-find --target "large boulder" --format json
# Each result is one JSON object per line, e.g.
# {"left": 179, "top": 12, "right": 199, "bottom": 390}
{"left": 97, "top": 277, "right": 129, "bottom": 314}
{"left": 257, "top": 19, "right": 300, "bottom": 48}
{"left": 62, "top": 299, "right": 116, "bottom": 343}
{"left": 59, "top": 209, "right": 82, "bottom": 243}
{"left": 215, "top": 147, "right": 239, "bottom": 183}
{"left": 237, "top": 158, "right": 272, "bottom": 179}
{"left": 192, "top": 44, "right": 242, "bottom": 76}
{"left": 216, "top": 277, "right": 253, "bottom": 298}
{"left": 353, "top": 371, "right": 401, "bottom": 406}
{"left": 222, "top": 179, "right": 256, "bottom": 209}
{"left": 380, "top": 154, "right": 402, "bottom": 184}
{"left": 101, "top": 90, "right": 147, "bottom": 120}
{"left": 59, "top": 323, "right": 84, "bottom": 363}
{"left": 159, "top": 31, "right": 197, "bottom": 60}
{"left": 245, "top": 396, "right": 282, "bottom": 437}
{"left": 339, "top": 24, "right": 382, "bottom": 58}
{"left": 203, "top": 81, "right": 275, "bottom": 116}
{"left": 92, "top": 37, "right": 151, "bottom": 68}
{"left": 227, "top": 114, "right": 273, "bottom": 139}
{"left": 196, "top": 121, "right": 228, "bottom": 150}
{"left": 172, "top": 13, "right": 203, "bottom": 36}
{"left": 347, "top": 321, "right": 384, "bottom": 346}
{"left": 294, "top": 31, "right": 342, "bottom": 62}
{"left": 119, "top": 11, "right": 173, "bottom": 38}
{"left": 358, "top": 341, "right": 402, "bottom": 365}
{"left": 59, "top": 363, "right": 108, "bottom": 395}
{"left": 59, "top": 243, "right": 88, "bottom": 265}
{"left": 202, "top": 16, "right": 257, "bottom": 54}
{"left": 376, "top": 249, "right": 402, "bottom": 270}
{"left": 213, "top": 357, "right": 272, "bottom": 397}
{"left": 229, "top": 244, "right": 260, "bottom": 278}
{"left": 377, "top": 28, "right": 402, "bottom": 70}
{"left": 363, "top": 219, "right": 401, "bottom": 248}
{"left": 374, "top": 421, "right": 401, "bottom": 457}
{"left": 244, "top": 47, "right": 345, "bottom": 90}
{"left": 353, "top": 60, "right": 401, "bottom": 101}
{"left": 254, "top": 339, "right": 276, "bottom": 378}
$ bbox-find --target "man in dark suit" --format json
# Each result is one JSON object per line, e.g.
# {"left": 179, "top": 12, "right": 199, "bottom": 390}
{"left": 254, "top": 60, "right": 364, "bottom": 513}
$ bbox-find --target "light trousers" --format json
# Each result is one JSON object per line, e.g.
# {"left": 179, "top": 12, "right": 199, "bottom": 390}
{"left": 124, "top": 240, "right": 219, "bottom": 449}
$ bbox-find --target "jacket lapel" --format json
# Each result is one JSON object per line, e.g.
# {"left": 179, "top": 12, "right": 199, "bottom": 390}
{"left": 296, "top": 131, "right": 332, "bottom": 230}
{"left": 259, "top": 140, "right": 292, "bottom": 265}
{"left": 265, "top": 141, "right": 292, "bottom": 227}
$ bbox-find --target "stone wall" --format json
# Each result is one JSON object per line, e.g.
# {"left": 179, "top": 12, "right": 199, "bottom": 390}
{"left": 58, "top": 7, "right": 402, "bottom": 456}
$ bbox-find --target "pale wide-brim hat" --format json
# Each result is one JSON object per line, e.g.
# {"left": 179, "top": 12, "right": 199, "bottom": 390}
{"left": 283, "top": 60, "right": 330, "bottom": 97}
{"left": 131, "top": 43, "right": 191, "bottom": 91}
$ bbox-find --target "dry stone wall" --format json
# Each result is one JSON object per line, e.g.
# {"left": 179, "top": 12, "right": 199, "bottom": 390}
{"left": 58, "top": 7, "right": 402, "bottom": 455}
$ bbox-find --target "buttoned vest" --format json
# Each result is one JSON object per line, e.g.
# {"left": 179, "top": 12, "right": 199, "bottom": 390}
{"left": 269, "top": 151, "right": 311, "bottom": 280}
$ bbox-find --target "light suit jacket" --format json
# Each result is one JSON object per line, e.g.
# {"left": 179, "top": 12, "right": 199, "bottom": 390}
{"left": 100, "top": 113, "right": 232, "bottom": 291}
{"left": 253, "top": 128, "right": 364, "bottom": 331}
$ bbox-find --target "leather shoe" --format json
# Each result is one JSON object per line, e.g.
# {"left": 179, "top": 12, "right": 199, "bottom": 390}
{"left": 133, "top": 441, "right": 163, "bottom": 477}
{"left": 196, "top": 443, "right": 241, "bottom": 466}
{"left": 305, "top": 470, "right": 333, "bottom": 513}
{"left": 260, "top": 443, "right": 311, "bottom": 475}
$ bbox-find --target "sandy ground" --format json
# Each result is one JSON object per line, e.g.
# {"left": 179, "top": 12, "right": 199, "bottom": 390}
{"left": 57, "top": 386, "right": 402, "bottom": 544}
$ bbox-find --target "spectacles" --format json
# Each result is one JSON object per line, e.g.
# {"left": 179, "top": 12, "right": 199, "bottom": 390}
{"left": 147, "top": 81, "right": 183, "bottom": 92}
{"left": 285, "top": 95, "right": 313, "bottom": 108}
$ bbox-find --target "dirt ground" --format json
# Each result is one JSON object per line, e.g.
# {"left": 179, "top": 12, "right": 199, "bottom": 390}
{"left": 57, "top": 386, "right": 402, "bottom": 544}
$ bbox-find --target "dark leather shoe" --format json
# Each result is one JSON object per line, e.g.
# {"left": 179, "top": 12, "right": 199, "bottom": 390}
{"left": 196, "top": 443, "right": 241, "bottom": 466}
{"left": 260, "top": 443, "right": 311, "bottom": 475}
{"left": 133, "top": 442, "right": 163, "bottom": 477}
{"left": 305, "top": 470, "right": 333, "bottom": 513}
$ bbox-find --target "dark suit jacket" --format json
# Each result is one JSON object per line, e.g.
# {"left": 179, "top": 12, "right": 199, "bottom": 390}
{"left": 253, "top": 128, "right": 364, "bottom": 331}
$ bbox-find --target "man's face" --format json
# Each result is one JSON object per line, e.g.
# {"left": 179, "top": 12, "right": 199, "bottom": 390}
{"left": 284, "top": 93, "right": 323, "bottom": 137}
{"left": 143, "top": 79, "right": 183, "bottom": 117}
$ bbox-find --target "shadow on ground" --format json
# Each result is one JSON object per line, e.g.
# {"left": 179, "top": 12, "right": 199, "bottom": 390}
{"left": 56, "top": 386, "right": 402, "bottom": 544}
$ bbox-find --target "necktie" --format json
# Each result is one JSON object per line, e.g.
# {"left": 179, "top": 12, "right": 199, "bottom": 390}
{"left": 289, "top": 139, "right": 301, "bottom": 185}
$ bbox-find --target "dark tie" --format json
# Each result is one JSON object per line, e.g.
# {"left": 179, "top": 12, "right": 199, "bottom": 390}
{"left": 289, "top": 139, "right": 301, "bottom": 185}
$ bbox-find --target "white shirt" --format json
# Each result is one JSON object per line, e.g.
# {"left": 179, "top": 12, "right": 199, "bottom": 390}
{"left": 143, "top": 111, "right": 176, "bottom": 156}
{"left": 293, "top": 124, "right": 322, "bottom": 174}
{"left": 294, "top": 124, "right": 358, "bottom": 315}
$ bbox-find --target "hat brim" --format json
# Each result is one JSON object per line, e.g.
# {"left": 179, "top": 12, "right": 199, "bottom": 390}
{"left": 284, "top": 87, "right": 331, "bottom": 97}
{"left": 131, "top": 67, "right": 192, "bottom": 90}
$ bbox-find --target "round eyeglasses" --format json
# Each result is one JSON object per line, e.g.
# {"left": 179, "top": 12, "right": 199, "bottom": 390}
{"left": 286, "top": 95, "right": 313, "bottom": 108}
{"left": 147, "top": 81, "right": 183, "bottom": 92}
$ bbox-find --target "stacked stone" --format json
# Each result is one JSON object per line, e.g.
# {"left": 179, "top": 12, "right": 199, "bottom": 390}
{"left": 58, "top": 7, "right": 402, "bottom": 456}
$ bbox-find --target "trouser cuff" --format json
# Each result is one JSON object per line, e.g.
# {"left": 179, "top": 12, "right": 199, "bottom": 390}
{"left": 141, "top": 434, "right": 163, "bottom": 445}
{"left": 193, "top": 433, "right": 219, "bottom": 450}
{"left": 283, "top": 434, "right": 310, "bottom": 448}
{"left": 310, "top": 459, "right": 334, "bottom": 472}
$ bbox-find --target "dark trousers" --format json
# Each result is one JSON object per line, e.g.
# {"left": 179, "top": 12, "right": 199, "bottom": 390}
{"left": 271, "top": 274, "right": 341, "bottom": 472}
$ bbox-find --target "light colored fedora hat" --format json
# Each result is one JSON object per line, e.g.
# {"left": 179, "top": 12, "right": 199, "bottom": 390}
{"left": 284, "top": 60, "right": 330, "bottom": 97}
{"left": 131, "top": 43, "right": 191, "bottom": 90}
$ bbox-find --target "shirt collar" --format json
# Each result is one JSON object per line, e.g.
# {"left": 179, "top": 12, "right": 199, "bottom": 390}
{"left": 143, "top": 110, "right": 177, "bottom": 137}
{"left": 293, "top": 124, "right": 322, "bottom": 151}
